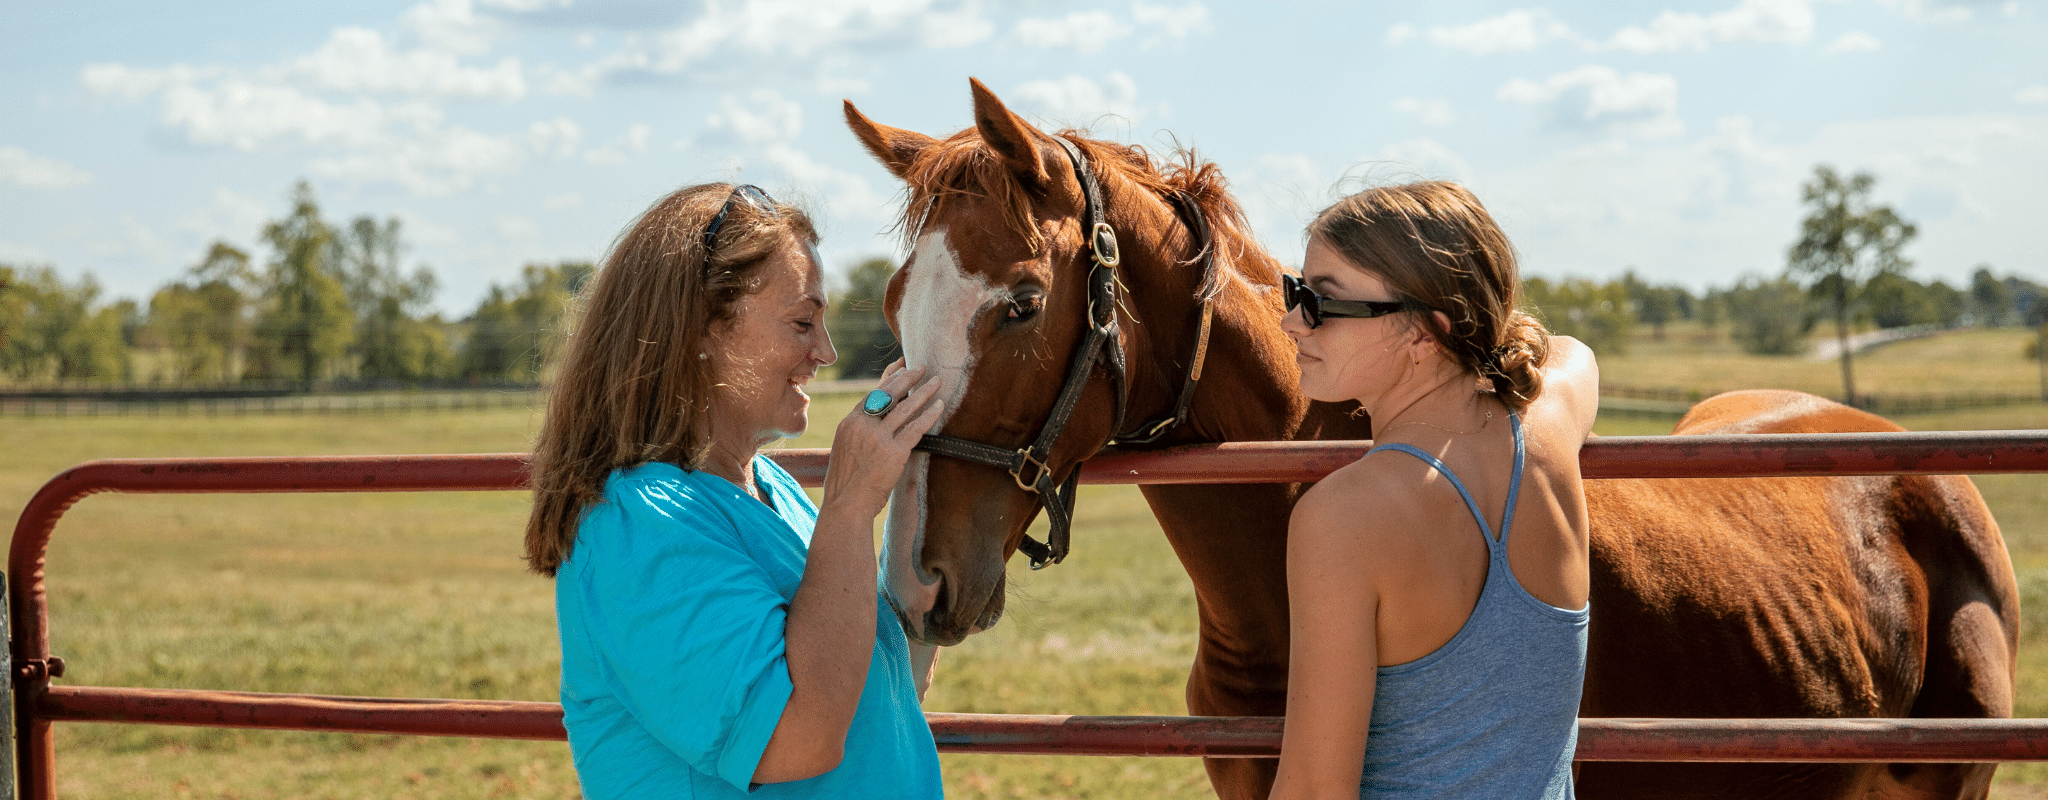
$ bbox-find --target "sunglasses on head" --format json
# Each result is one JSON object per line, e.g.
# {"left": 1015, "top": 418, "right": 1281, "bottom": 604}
{"left": 701, "top": 184, "right": 777, "bottom": 253}
{"left": 1282, "top": 273, "right": 1409, "bottom": 328}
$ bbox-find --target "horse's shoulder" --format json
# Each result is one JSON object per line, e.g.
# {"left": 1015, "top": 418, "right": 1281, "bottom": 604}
{"left": 1672, "top": 389, "right": 1903, "bottom": 435}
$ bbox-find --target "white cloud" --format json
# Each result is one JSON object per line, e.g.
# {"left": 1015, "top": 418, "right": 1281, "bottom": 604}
{"left": 477, "top": 0, "right": 569, "bottom": 10}
{"left": 2016, "top": 86, "right": 2048, "bottom": 104}
{"left": 1876, "top": 0, "right": 1975, "bottom": 24}
{"left": 1609, "top": 0, "right": 1814, "bottom": 53}
{"left": 702, "top": 90, "right": 804, "bottom": 146}
{"left": 1499, "top": 65, "right": 1683, "bottom": 139}
{"left": 528, "top": 116, "right": 582, "bottom": 158}
{"left": 0, "top": 147, "right": 94, "bottom": 190}
{"left": 542, "top": 191, "right": 583, "bottom": 210}
{"left": 922, "top": 5, "right": 997, "bottom": 48}
{"left": 1427, "top": 10, "right": 1580, "bottom": 55}
{"left": 79, "top": 63, "right": 222, "bottom": 100}
{"left": 1393, "top": 98, "right": 1455, "bottom": 126}
{"left": 177, "top": 188, "right": 271, "bottom": 244}
{"left": 583, "top": 123, "right": 652, "bottom": 166}
{"left": 401, "top": 0, "right": 501, "bottom": 56}
{"left": 493, "top": 214, "right": 542, "bottom": 241}
{"left": 290, "top": 26, "right": 525, "bottom": 99}
{"left": 158, "top": 79, "right": 423, "bottom": 151}
{"left": 759, "top": 143, "right": 892, "bottom": 229}
{"left": 1014, "top": 11, "right": 1131, "bottom": 53}
{"left": 309, "top": 124, "right": 527, "bottom": 195}
{"left": 1014, "top": 73, "right": 1143, "bottom": 123}
{"left": 602, "top": 0, "right": 994, "bottom": 84}
{"left": 1131, "top": 2, "right": 1209, "bottom": 47}
{"left": 1385, "top": 23, "right": 1417, "bottom": 45}
{"left": 1375, "top": 137, "right": 1474, "bottom": 182}
{"left": 1822, "top": 31, "right": 1882, "bottom": 54}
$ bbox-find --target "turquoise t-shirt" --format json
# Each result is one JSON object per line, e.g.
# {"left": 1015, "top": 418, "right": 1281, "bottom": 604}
{"left": 554, "top": 456, "right": 943, "bottom": 799}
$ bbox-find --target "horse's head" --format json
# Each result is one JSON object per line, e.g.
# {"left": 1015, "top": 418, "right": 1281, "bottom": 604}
{"left": 845, "top": 79, "right": 1237, "bottom": 645}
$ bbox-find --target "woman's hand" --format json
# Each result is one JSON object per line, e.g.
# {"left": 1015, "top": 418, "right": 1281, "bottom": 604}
{"left": 821, "top": 360, "right": 945, "bottom": 517}
{"left": 757, "top": 360, "right": 944, "bottom": 784}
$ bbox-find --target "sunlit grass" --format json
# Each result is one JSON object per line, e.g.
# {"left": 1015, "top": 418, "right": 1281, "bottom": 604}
{"left": 3, "top": 331, "right": 2047, "bottom": 798}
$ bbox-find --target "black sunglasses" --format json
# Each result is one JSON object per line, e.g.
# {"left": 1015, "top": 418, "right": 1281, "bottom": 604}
{"left": 1282, "top": 273, "right": 1409, "bottom": 328}
{"left": 701, "top": 184, "right": 777, "bottom": 253}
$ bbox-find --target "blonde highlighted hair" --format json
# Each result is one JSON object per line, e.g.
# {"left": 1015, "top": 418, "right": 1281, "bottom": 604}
{"left": 524, "top": 184, "right": 816, "bottom": 576}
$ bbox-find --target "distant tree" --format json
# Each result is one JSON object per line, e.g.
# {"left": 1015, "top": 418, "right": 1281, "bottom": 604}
{"left": 1619, "top": 269, "right": 1688, "bottom": 340}
{"left": 1970, "top": 265, "right": 2013, "bottom": 326}
{"left": 0, "top": 264, "right": 129, "bottom": 380}
{"left": 1523, "top": 276, "right": 1634, "bottom": 355}
{"left": 829, "top": 257, "right": 901, "bottom": 379}
{"left": 1726, "top": 276, "right": 1813, "bottom": 356}
{"left": 250, "top": 182, "right": 354, "bottom": 384}
{"left": 1787, "top": 164, "right": 1916, "bottom": 406}
{"left": 2009, "top": 275, "right": 2045, "bottom": 328}
{"left": 1864, "top": 272, "right": 1965, "bottom": 329}
{"left": 1697, "top": 287, "right": 1726, "bottom": 334}
{"left": 143, "top": 241, "right": 255, "bottom": 382}
{"left": 338, "top": 215, "right": 449, "bottom": 381}
{"left": 459, "top": 261, "right": 592, "bottom": 382}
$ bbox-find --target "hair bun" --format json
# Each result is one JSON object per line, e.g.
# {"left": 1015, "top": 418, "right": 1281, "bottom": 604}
{"left": 1486, "top": 311, "right": 1549, "bottom": 408}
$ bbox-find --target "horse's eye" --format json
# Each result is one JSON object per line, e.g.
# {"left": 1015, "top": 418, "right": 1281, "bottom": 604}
{"left": 1007, "top": 296, "right": 1042, "bottom": 321}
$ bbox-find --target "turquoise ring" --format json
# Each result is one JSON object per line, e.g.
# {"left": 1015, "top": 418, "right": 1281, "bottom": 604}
{"left": 861, "top": 388, "right": 897, "bottom": 417}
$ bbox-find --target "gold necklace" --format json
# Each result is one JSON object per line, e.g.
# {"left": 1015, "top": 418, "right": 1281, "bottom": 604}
{"left": 1377, "top": 409, "right": 1494, "bottom": 437}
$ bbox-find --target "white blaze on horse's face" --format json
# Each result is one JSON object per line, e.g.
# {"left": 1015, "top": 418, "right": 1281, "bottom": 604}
{"left": 882, "top": 228, "right": 1006, "bottom": 642}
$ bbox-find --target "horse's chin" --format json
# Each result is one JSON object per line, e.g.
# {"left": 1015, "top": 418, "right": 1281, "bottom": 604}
{"left": 903, "top": 570, "right": 1006, "bottom": 647}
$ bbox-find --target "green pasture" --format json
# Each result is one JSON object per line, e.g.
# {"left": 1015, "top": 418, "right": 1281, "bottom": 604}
{"left": 4, "top": 327, "right": 2048, "bottom": 799}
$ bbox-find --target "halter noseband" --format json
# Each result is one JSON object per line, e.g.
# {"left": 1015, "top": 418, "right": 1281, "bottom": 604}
{"left": 911, "top": 135, "right": 1217, "bottom": 569}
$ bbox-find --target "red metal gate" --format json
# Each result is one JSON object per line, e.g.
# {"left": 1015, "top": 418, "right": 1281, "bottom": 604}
{"left": 12, "top": 430, "right": 2048, "bottom": 797}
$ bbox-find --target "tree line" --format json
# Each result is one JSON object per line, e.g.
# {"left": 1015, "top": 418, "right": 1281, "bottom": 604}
{"left": 2, "top": 182, "right": 590, "bottom": 386}
{"left": 4, "top": 169, "right": 2044, "bottom": 390}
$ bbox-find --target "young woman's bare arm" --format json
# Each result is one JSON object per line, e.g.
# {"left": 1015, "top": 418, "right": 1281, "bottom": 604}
{"left": 1269, "top": 473, "right": 1389, "bottom": 800}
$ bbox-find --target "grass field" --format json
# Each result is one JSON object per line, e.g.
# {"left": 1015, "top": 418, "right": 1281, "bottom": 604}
{"left": 3, "top": 325, "right": 2047, "bottom": 799}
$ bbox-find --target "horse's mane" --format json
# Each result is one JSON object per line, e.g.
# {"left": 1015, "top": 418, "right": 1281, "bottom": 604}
{"left": 894, "top": 129, "right": 1252, "bottom": 304}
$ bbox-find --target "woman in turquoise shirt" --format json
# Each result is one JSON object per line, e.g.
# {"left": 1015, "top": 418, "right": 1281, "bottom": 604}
{"left": 523, "top": 183, "right": 946, "bottom": 798}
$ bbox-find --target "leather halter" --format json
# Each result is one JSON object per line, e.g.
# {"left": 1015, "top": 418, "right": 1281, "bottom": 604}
{"left": 911, "top": 135, "right": 1217, "bottom": 569}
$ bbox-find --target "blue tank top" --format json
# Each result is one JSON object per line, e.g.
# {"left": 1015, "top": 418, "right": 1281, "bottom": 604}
{"left": 1358, "top": 414, "right": 1588, "bottom": 799}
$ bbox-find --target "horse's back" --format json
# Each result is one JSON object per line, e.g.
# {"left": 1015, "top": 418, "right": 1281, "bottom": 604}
{"left": 1578, "top": 389, "right": 2017, "bottom": 800}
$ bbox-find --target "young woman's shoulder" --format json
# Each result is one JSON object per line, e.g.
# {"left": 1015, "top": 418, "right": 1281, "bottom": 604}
{"left": 1290, "top": 452, "right": 1436, "bottom": 558}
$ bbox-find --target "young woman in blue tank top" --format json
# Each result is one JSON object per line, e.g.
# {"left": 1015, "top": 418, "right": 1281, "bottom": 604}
{"left": 1270, "top": 182, "right": 1601, "bottom": 800}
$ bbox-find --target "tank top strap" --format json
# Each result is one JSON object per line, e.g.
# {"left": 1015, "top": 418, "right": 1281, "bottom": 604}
{"left": 1367, "top": 412, "right": 1526, "bottom": 552}
{"left": 1366, "top": 442, "right": 1499, "bottom": 554}
{"left": 1499, "top": 412, "right": 1525, "bottom": 546}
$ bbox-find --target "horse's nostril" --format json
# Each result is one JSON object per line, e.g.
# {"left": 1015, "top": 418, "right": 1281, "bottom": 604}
{"left": 925, "top": 564, "right": 952, "bottom": 613}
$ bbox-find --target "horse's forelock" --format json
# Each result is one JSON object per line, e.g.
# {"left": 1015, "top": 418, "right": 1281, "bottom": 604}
{"left": 893, "top": 127, "right": 1260, "bottom": 307}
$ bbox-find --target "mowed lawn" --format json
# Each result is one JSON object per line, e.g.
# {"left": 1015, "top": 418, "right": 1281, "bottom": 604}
{"left": 3, "top": 327, "right": 2047, "bottom": 799}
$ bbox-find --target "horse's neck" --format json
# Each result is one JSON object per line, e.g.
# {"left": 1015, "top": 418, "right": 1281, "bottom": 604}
{"left": 1106, "top": 186, "right": 1361, "bottom": 444}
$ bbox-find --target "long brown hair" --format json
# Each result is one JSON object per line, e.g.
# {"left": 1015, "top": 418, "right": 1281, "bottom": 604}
{"left": 524, "top": 184, "right": 817, "bottom": 577}
{"left": 1308, "top": 181, "right": 1549, "bottom": 410}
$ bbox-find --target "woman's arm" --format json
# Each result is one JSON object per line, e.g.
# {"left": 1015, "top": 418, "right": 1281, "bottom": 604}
{"left": 753, "top": 366, "right": 945, "bottom": 783}
{"left": 1541, "top": 335, "right": 1600, "bottom": 438}
{"left": 1270, "top": 477, "right": 1385, "bottom": 800}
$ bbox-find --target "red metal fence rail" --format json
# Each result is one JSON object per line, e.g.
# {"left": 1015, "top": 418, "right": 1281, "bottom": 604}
{"left": 13, "top": 430, "right": 2048, "bottom": 796}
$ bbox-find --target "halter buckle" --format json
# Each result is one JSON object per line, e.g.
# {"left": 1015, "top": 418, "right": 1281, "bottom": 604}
{"left": 1089, "top": 222, "right": 1121, "bottom": 269}
{"left": 1011, "top": 449, "right": 1049, "bottom": 493}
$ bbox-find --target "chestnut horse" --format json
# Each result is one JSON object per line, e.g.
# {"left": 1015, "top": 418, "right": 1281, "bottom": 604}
{"left": 846, "top": 80, "right": 2018, "bottom": 800}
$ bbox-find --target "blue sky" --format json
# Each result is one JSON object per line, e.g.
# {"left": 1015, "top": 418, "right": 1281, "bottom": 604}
{"left": 4, "top": 0, "right": 2043, "bottom": 315}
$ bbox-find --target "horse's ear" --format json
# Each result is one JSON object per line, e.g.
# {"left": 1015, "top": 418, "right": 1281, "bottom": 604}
{"left": 844, "top": 100, "right": 936, "bottom": 179}
{"left": 968, "top": 77, "right": 1050, "bottom": 189}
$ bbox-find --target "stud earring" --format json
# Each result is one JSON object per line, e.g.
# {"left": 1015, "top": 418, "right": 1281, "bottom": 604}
{"left": 698, "top": 352, "right": 709, "bottom": 360}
